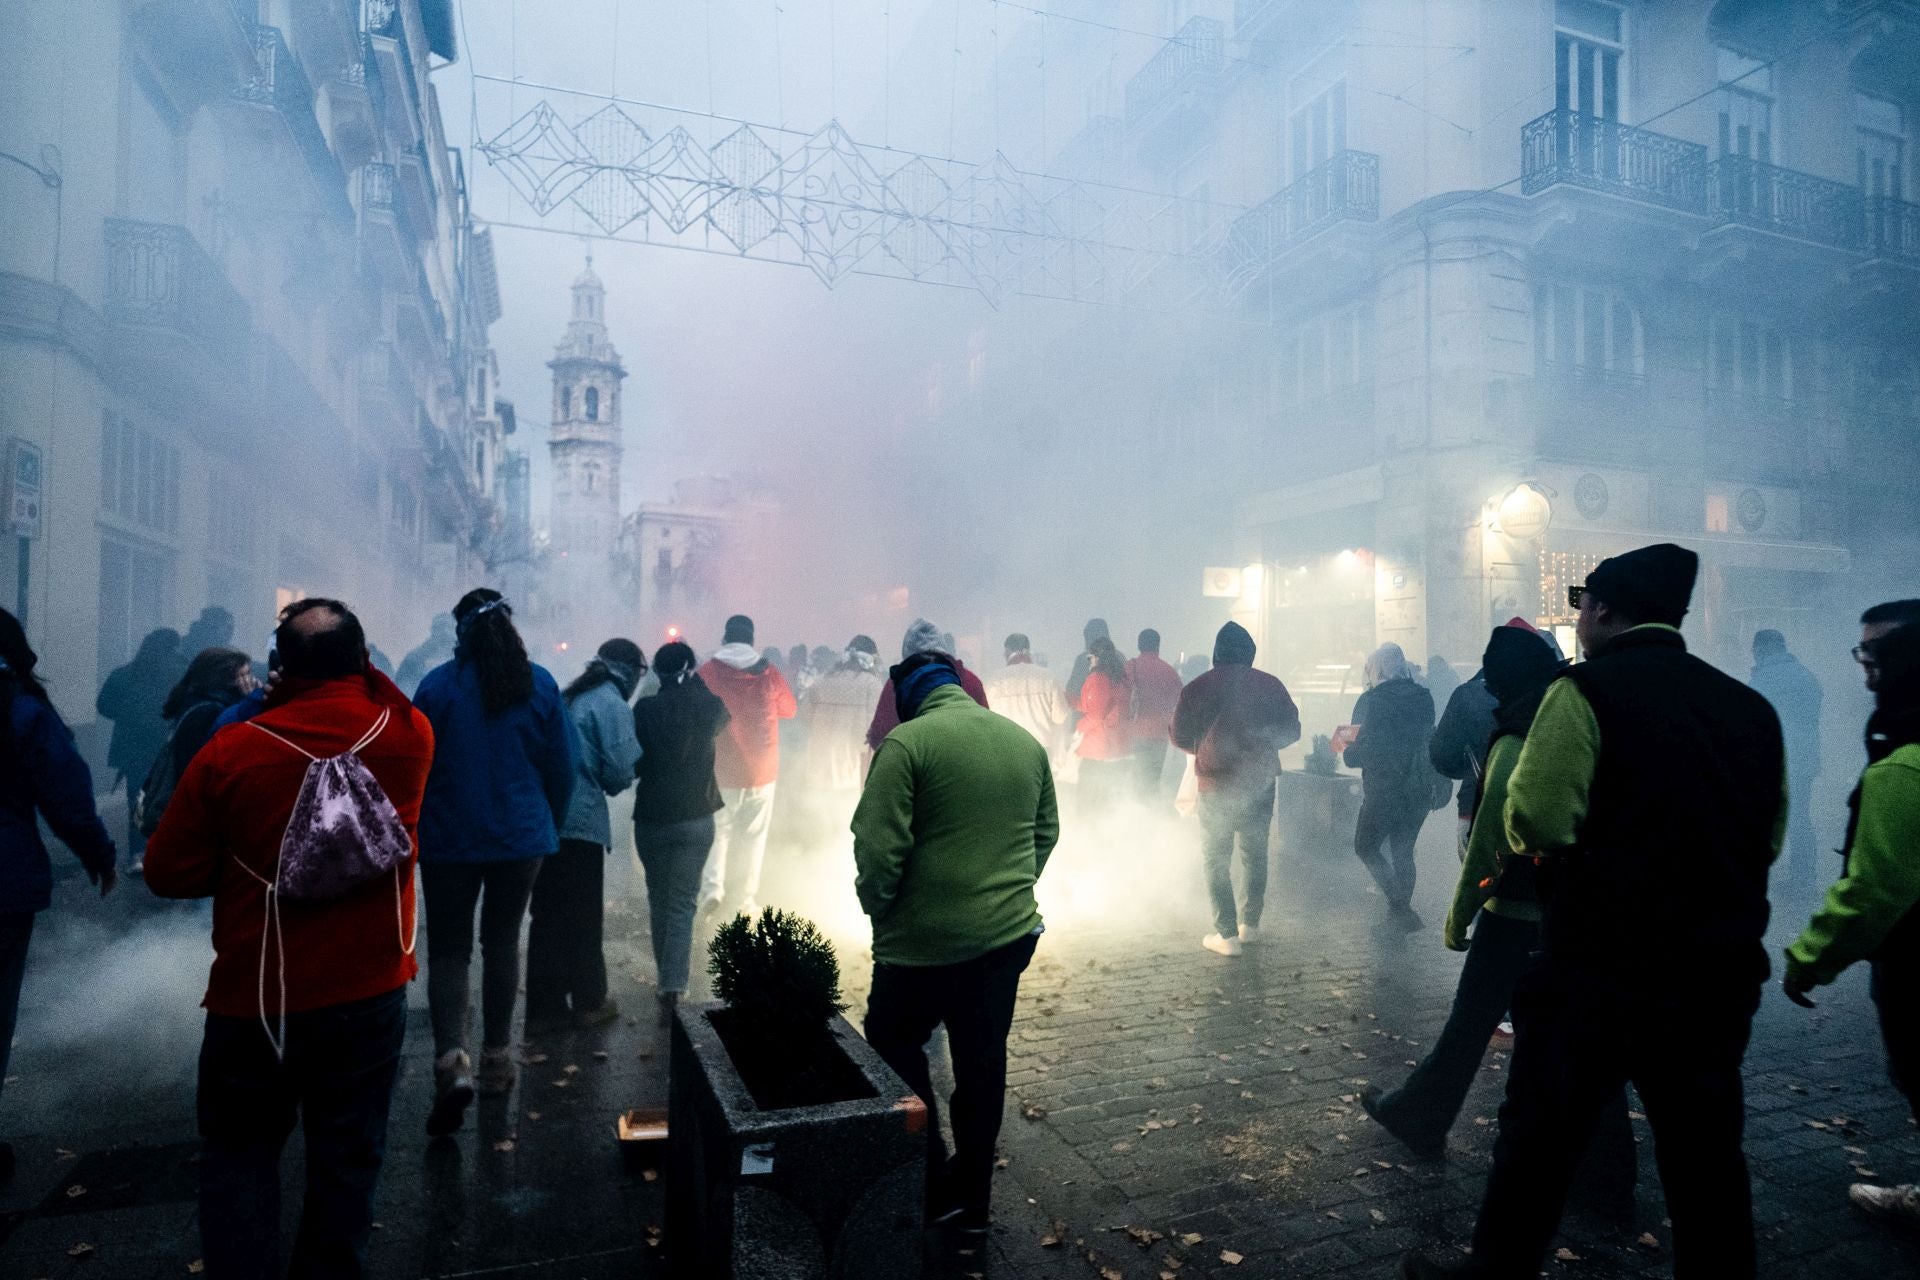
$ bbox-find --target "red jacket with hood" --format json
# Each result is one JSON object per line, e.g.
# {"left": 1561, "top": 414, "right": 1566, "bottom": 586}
{"left": 144, "top": 669, "right": 434, "bottom": 1017}
{"left": 698, "top": 646, "right": 798, "bottom": 788}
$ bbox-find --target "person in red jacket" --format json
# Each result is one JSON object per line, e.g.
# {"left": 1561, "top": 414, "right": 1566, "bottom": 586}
{"left": 1076, "top": 637, "right": 1134, "bottom": 813}
{"left": 1171, "top": 621, "right": 1301, "bottom": 956}
{"left": 146, "top": 598, "right": 433, "bottom": 1279}
{"left": 1127, "top": 628, "right": 1185, "bottom": 805}
{"left": 866, "top": 617, "right": 990, "bottom": 750}
{"left": 696, "top": 614, "right": 797, "bottom": 918}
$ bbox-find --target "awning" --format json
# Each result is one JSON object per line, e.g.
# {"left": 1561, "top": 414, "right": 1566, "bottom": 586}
{"left": 1547, "top": 527, "right": 1851, "bottom": 575}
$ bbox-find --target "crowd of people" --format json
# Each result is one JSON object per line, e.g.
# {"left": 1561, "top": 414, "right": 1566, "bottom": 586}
{"left": 0, "top": 537, "right": 1913, "bottom": 1277}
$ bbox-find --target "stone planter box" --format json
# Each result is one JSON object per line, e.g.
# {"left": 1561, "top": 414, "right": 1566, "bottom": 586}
{"left": 667, "top": 1003, "right": 927, "bottom": 1279}
{"left": 1276, "top": 770, "right": 1363, "bottom": 861}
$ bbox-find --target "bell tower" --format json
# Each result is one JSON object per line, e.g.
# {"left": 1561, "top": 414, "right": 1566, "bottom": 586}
{"left": 546, "top": 256, "right": 627, "bottom": 563}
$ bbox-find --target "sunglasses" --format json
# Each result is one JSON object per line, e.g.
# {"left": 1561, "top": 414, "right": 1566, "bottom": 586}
{"left": 1853, "top": 643, "right": 1878, "bottom": 665}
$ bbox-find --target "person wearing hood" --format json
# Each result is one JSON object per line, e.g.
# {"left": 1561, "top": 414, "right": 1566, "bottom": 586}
{"left": 1430, "top": 618, "right": 1548, "bottom": 856}
{"left": 1, "top": 608, "right": 117, "bottom": 1183}
{"left": 1170, "top": 622, "right": 1300, "bottom": 957}
{"left": 632, "top": 642, "right": 731, "bottom": 1025}
{"left": 96, "top": 626, "right": 183, "bottom": 866}
{"left": 526, "top": 640, "right": 647, "bottom": 1037}
{"left": 1343, "top": 642, "right": 1440, "bottom": 931}
{"left": 395, "top": 614, "right": 457, "bottom": 698}
{"left": 864, "top": 618, "right": 989, "bottom": 751}
{"left": 855, "top": 651, "right": 1058, "bottom": 1239}
{"left": 801, "top": 636, "right": 886, "bottom": 794}
{"left": 1749, "top": 628, "right": 1824, "bottom": 895}
{"left": 1402, "top": 544, "right": 1787, "bottom": 1280}
{"left": 183, "top": 606, "right": 236, "bottom": 656}
{"left": 412, "top": 590, "right": 577, "bottom": 1133}
{"left": 1783, "top": 601, "right": 1920, "bottom": 1224}
{"left": 696, "top": 615, "right": 798, "bottom": 918}
{"left": 983, "top": 633, "right": 1070, "bottom": 766}
{"left": 1065, "top": 617, "right": 1109, "bottom": 708}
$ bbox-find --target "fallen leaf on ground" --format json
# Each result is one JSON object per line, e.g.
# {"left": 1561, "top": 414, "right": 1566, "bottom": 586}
{"left": 492, "top": 1139, "right": 515, "bottom": 1152}
{"left": 1220, "top": 1249, "right": 1244, "bottom": 1264}
{"left": 1123, "top": 1225, "right": 1163, "bottom": 1248}
{"left": 187, "top": 1263, "right": 205, "bottom": 1275}
{"left": 68, "top": 1243, "right": 96, "bottom": 1259}
{"left": 1369, "top": 1208, "right": 1386, "bottom": 1223}
{"left": 563, "top": 1064, "right": 581, "bottom": 1075}
{"left": 1555, "top": 1247, "right": 1580, "bottom": 1261}
{"left": 1180, "top": 1232, "right": 1203, "bottom": 1245}
{"left": 65, "top": 1185, "right": 86, "bottom": 1198}
{"left": 642, "top": 1169, "right": 658, "bottom": 1182}
{"left": 1022, "top": 1103, "right": 1047, "bottom": 1121}
{"left": 1637, "top": 1233, "right": 1660, "bottom": 1249}
{"left": 525, "top": 1053, "right": 549, "bottom": 1065}
{"left": 1038, "top": 1220, "right": 1067, "bottom": 1248}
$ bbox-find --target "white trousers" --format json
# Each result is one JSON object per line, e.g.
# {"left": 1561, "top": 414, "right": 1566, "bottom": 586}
{"left": 701, "top": 782, "right": 777, "bottom": 910}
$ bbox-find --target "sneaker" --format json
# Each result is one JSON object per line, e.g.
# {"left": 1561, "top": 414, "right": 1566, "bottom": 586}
{"left": 426, "top": 1050, "right": 475, "bottom": 1136}
{"left": 1360, "top": 1085, "right": 1445, "bottom": 1162}
{"left": 1201, "top": 932, "right": 1244, "bottom": 958}
{"left": 1850, "top": 1181, "right": 1920, "bottom": 1222}
{"left": 1238, "top": 922, "right": 1262, "bottom": 945}
{"left": 476, "top": 1047, "right": 517, "bottom": 1097}
{"left": 1392, "top": 905, "right": 1425, "bottom": 932}
{"left": 1492, "top": 1020, "right": 1514, "bottom": 1041}
{"left": 573, "top": 999, "right": 620, "bottom": 1030}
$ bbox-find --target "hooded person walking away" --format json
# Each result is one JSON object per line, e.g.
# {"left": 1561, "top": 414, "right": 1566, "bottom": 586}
{"left": 395, "top": 614, "right": 457, "bottom": 698}
{"left": 1749, "top": 628, "right": 1824, "bottom": 897}
{"left": 1171, "top": 622, "right": 1301, "bottom": 957}
{"left": 696, "top": 615, "right": 797, "bottom": 919}
{"left": 1343, "top": 643, "right": 1440, "bottom": 931}
{"left": 983, "top": 633, "right": 1070, "bottom": 767}
{"left": 1364, "top": 625, "right": 1635, "bottom": 1201}
{"left": 1127, "top": 629, "right": 1185, "bottom": 804}
{"left": 95, "top": 626, "right": 182, "bottom": 866}
{"left": 1783, "top": 601, "right": 1920, "bottom": 1224}
{"left": 799, "top": 636, "right": 885, "bottom": 794}
{"left": 145, "top": 598, "right": 431, "bottom": 1279}
{"left": 631, "top": 642, "right": 730, "bottom": 1024}
{"left": 855, "top": 651, "right": 1059, "bottom": 1241}
{"left": 1429, "top": 619, "right": 1544, "bottom": 861}
{"left": 1402, "top": 544, "right": 1788, "bottom": 1280}
{"left": 0, "top": 608, "right": 117, "bottom": 1182}
{"left": 525, "top": 640, "right": 646, "bottom": 1037}
{"left": 865, "top": 618, "right": 990, "bottom": 750}
{"left": 411, "top": 589, "right": 576, "bottom": 1135}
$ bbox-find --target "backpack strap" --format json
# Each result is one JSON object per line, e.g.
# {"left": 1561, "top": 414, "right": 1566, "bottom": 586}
{"left": 246, "top": 708, "right": 390, "bottom": 762}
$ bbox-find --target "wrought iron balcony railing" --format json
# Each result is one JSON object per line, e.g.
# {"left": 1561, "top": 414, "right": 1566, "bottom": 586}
{"left": 235, "top": 24, "right": 351, "bottom": 219}
{"left": 360, "top": 161, "right": 396, "bottom": 211}
{"left": 103, "top": 218, "right": 249, "bottom": 354}
{"left": 1520, "top": 109, "right": 1707, "bottom": 212}
{"left": 1124, "top": 16, "right": 1224, "bottom": 126}
{"left": 1709, "top": 155, "right": 1863, "bottom": 251}
{"left": 1225, "top": 150, "right": 1379, "bottom": 290}
{"left": 1864, "top": 195, "right": 1920, "bottom": 261}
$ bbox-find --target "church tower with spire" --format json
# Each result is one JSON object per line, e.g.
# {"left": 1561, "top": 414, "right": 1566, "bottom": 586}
{"left": 546, "top": 256, "right": 627, "bottom": 565}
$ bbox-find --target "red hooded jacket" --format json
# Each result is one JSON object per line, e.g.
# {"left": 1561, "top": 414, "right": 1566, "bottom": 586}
{"left": 145, "top": 670, "right": 434, "bottom": 1017}
{"left": 698, "top": 647, "right": 799, "bottom": 788}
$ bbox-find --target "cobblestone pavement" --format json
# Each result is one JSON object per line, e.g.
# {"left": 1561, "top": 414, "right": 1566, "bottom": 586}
{"left": 2, "top": 807, "right": 1916, "bottom": 1279}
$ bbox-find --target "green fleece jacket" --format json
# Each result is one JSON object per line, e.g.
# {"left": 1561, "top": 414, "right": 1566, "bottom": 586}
{"left": 852, "top": 683, "right": 1060, "bottom": 966}
{"left": 1444, "top": 733, "right": 1543, "bottom": 951}
{"left": 1785, "top": 743, "right": 1920, "bottom": 987}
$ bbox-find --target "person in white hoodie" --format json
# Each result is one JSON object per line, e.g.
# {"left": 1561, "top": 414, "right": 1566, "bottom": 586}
{"left": 695, "top": 615, "right": 797, "bottom": 918}
{"left": 983, "top": 633, "right": 1070, "bottom": 768}
{"left": 801, "top": 635, "right": 886, "bottom": 793}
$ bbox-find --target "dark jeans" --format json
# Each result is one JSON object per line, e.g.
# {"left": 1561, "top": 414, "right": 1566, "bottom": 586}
{"left": 526, "top": 838, "right": 608, "bottom": 1021}
{"left": 864, "top": 932, "right": 1038, "bottom": 1212}
{"left": 1133, "top": 739, "right": 1170, "bottom": 803}
{"left": 1371, "top": 912, "right": 1636, "bottom": 1191}
{"left": 1355, "top": 798, "right": 1426, "bottom": 909}
{"left": 198, "top": 987, "right": 407, "bottom": 1280}
{"left": 0, "top": 912, "right": 33, "bottom": 1102}
{"left": 1199, "top": 782, "right": 1273, "bottom": 936}
{"left": 1469, "top": 961, "right": 1759, "bottom": 1279}
{"left": 420, "top": 858, "right": 543, "bottom": 1057}
{"left": 1872, "top": 957, "right": 1920, "bottom": 1124}
{"left": 635, "top": 816, "right": 715, "bottom": 994}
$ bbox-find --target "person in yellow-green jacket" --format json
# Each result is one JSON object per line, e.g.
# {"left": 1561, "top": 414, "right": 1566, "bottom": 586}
{"left": 1402, "top": 543, "right": 1787, "bottom": 1280}
{"left": 854, "top": 650, "right": 1059, "bottom": 1241}
{"left": 1783, "top": 600, "right": 1920, "bottom": 1225}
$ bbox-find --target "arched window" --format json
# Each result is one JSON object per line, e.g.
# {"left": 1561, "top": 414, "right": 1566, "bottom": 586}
{"left": 585, "top": 386, "right": 599, "bottom": 421}
{"left": 560, "top": 387, "right": 571, "bottom": 419}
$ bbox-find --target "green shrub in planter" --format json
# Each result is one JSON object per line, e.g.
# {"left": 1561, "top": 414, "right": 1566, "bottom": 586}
{"left": 706, "top": 909, "right": 862, "bottom": 1110}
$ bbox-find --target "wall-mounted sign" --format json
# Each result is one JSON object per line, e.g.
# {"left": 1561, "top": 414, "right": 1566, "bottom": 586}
{"left": 4, "top": 438, "right": 42, "bottom": 539}
{"left": 1201, "top": 566, "right": 1243, "bottom": 598}
{"left": 1495, "top": 482, "right": 1553, "bottom": 541}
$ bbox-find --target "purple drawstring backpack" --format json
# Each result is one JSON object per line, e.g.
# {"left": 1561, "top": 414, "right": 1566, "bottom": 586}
{"left": 241, "top": 709, "right": 416, "bottom": 1057}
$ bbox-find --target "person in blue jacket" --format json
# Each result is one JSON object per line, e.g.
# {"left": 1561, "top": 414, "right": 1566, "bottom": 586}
{"left": 0, "top": 608, "right": 118, "bottom": 1180}
{"left": 412, "top": 589, "right": 576, "bottom": 1136}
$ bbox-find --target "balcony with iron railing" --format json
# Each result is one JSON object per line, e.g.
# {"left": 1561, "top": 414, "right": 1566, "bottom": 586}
{"left": 1520, "top": 109, "right": 1708, "bottom": 212}
{"left": 1223, "top": 150, "right": 1379, "bottom": 294}
{"left": 1708, "top": 156, "right": 1862, "bottom": 252}
{"left": 1124, "top": 17, "right": 1224, "bottom": 131}
{"left": 103, "top": 218, "right": 250, "bottom": 359}
{"left": 1864, "top": 195, "right": 1920, "bottom": 262}
{"left": 234, "top": 24, "right": 352, "bottom": 222}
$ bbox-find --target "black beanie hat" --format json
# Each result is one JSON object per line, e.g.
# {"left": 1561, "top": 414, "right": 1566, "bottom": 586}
{"left": 1482, "top": 626, "right": 1560, "bottom": 702}
{"left": 723, "top": 614, "right": 755, "bottom": 645}
{"left": 1583, "top": 543, "right": 1698, "bottom": 626}
{"left": 1213, "top": 621, "right": 1256, "bottom": 665}
{"left": 847, "top": 634, "right": 878, "bottom": 656}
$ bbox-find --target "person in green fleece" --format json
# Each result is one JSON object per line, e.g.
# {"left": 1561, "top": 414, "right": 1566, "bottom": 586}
{"left": 1783, "top": 600, "right": 1920, "bottom": 1224}
{"left": 854, "top": 650, "right": 1059, "bottom": 1241}
{"left": 1402, "top": 543, "right": 1788, "bottom": 1280}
